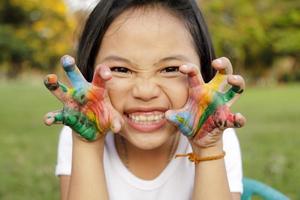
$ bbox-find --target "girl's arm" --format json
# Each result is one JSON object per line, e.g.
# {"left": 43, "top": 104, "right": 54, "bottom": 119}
{"left": 67, "top": 134, "right": 108, "bottom": 200}
{"left": 43, "top": 55, "right": 123, "bottom": 200}
{"left": 60, "top": 175, "right": 70, "bottom": 200}
{"left": 192, "top": 141, "right": 232, "bottom": 200}
{"left": 166, "top": 57, "right": 245, "bottom": 200}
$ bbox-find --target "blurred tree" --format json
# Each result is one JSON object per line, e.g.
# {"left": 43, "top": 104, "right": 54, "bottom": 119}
{"left": 200, "top": 0, "right": 300, "bottom": 82}
{"left": 0, "top": 0, "right": 74, "bottom": 78}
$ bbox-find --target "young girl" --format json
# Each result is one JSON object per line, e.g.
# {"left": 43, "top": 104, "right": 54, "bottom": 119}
{"left": 44, "top": 0, "right": 246, "bottom": 199}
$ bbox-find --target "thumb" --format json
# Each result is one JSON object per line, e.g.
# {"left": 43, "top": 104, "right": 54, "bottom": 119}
{"left": 165, "top": 109, "right": 194, "bottom": 137}
{"left": 110, "top": 114, "right": 124, "bottom": 133}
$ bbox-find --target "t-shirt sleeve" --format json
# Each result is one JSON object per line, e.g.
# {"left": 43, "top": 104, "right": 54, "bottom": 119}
{"left": 55, "top": 126, "right": 73, "bottom": 176}
{"left": 223, "top": 128, "right": 243, "bottom": 193}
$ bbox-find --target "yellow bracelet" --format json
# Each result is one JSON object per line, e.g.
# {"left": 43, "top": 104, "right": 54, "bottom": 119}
{"left": 175, "top": 151, "right": 226, "bottom": 164}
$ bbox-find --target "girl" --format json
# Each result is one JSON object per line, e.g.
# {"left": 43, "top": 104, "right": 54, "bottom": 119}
{"left": 44, "top": 0, "right": 246, "bottom": 199}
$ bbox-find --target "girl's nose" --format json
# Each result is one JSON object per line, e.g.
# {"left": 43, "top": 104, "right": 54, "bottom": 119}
{"left": 132, "top": 78, "right": 161, "bottom": 101}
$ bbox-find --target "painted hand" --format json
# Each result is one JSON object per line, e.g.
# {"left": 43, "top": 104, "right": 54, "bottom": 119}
{"left": 166, "top": 58, "right": 246, "bottom": 148}
{"left": 43, "top": 55, "right": 123, "bottom": 141}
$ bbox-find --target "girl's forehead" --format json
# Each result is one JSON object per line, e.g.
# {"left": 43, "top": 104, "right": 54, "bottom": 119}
{"left": 96, "top": 6, "right": 200, "bottom": 68}
{"left": 104, "top": 6, "right": 186, "bottom": 37}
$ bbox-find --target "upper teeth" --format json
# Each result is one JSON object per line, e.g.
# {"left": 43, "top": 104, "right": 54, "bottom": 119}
{"left": 128, "top": 113, "right": 164, "bottom": 123}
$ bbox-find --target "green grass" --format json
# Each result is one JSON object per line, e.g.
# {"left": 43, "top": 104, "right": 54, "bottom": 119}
{"left": 0, "top": 79, "right": 61, "bottom": 200}
{"left": 233, "top": 84, "right": 300, "bottom": 200}
{"left": 0, "top": 80, "right": 299, "bottom": 199}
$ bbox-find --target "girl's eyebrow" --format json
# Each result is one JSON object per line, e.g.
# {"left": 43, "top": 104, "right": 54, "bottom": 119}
{"left": 101, "top": 55, "right": 133, "bottom": 64}
{"left": 100, "top": 54, "right": 190, "bottom": 65}
{"left": 158, "top": 55, "right": 190, "bottom": 63}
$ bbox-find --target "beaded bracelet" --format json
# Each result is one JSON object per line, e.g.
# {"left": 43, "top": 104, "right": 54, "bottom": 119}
{"left": 175, "top": 151, "right": 226, "bottom": 164}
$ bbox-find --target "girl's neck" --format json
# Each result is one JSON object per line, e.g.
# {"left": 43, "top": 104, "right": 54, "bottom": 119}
{"left": 115, "top": 133, "right": 179, "bottom": 180}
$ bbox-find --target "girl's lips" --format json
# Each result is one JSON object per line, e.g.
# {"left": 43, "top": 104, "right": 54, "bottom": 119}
{"left": 125, "top": 107, "right": 168, "bottom": 114}
{"left": 125, "top": 114, "right": 167, "bottom": 132}
{"left": 124, "top": 108, "right": 168, "bottom": 132}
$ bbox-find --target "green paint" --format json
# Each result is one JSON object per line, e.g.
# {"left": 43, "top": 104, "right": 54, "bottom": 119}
{"left": 54, "top": 113, "right": 64, "bottom": 122}
{"left": 193, "top": 86, "right": 239, "bottom": 137}
{"left": 194, "top": 93, "right": 220, "bottom": 136}
{"left": 54, "top": 107, "right": 98, "bottom": 141}
{"left": 58, "top": 82, "right": 68, "bottom": 93}
{"left": 72, "top": 88, "right": 87, "bottom": 104}
{"left": 222, "top": 86, "right": 242, "bottom": 103}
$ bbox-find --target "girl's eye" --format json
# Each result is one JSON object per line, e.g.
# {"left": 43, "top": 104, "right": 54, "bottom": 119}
{"left": 110, "top": 67, "right": 131, "bottom": 73}
{"left": 161, "top": 66, "right": 180, "bottom": 73}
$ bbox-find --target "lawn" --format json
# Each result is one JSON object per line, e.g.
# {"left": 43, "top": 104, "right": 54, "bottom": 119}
{"left": 0, "top": 79, "right": 299, "bottom": 199}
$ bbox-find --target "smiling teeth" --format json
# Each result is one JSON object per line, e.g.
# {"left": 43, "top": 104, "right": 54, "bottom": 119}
{"left": 129, "top": 114, "right": 164, "bottom": 123}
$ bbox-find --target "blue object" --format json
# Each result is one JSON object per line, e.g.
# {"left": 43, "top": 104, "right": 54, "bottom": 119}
{"left": 242, "top": 178, "right": 290, "bottom": 200}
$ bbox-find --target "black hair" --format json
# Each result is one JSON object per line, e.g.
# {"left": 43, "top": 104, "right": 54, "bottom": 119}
{"left": 77, "top": 0, "right": 216, "bottom": 83}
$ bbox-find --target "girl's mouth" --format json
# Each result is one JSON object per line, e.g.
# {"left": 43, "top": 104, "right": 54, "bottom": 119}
{"left": 124, "top": 111, "right": 167, "bottom": 132}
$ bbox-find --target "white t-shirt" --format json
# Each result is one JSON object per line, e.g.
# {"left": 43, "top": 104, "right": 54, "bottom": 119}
{"left": 56, "top": 127, "right": 243, "bottom": 199}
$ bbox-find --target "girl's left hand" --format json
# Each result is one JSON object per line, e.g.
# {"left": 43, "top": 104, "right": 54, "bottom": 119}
{"left": 166, "top": 57, "right": 246, "bottom": 148}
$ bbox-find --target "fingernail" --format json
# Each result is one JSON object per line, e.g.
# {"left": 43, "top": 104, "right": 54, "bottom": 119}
{"left": 233, "top": 75, "right": 239, "bottom": 80}
{"left": 101, "top": 67, "right": 110, "bottom": 78}
{"left": 112, "top": 119, "right": 121, "bottom": 132}
{"left": 181, "top": 64, "right": 188, "bottom": 70}
{"left": 215, "top": 59, "right": 222, "bottom": 65}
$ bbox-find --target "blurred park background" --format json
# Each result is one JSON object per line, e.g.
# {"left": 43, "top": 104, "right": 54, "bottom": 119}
{"left": 0, "top": 0, "right": 299, "bottom": 199}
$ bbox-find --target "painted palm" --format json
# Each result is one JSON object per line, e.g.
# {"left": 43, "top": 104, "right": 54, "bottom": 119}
{"left": 166, "top": 61, "right": 245, "bottom": 147}
{"left": 43, "top": 55, "right": 122, "bottom": 141}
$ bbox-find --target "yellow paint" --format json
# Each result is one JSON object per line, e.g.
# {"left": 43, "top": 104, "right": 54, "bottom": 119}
{"left": 209, "top": 72, "right": 226, "bottom": 91}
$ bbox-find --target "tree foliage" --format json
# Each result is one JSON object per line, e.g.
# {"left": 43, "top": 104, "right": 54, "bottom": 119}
{"left": 200, "top": 0, "right": 300, "bottom": 81}
{"left": 0, "top": 0, "right": 299, "bottom": 82}
{"left": 0, "top": 0, "right": 74, "bottom": 78}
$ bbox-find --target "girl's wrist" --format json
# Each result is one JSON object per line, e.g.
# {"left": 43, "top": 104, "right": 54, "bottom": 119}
{"left": 72, "top": 131, "right": 106, "bottom": 156}
{"left": 191, "top": 140, "right": 224, "bottom": 158}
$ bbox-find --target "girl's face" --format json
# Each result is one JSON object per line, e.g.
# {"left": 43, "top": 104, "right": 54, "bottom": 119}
{"left": 95, "top": 6, "right": 200, "bottom": 150}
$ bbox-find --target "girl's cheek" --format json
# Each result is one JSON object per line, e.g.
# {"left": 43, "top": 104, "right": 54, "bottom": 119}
{"left": 160, "top": 81, "right": 189, "bottom": 108}
{"left": 106, "top": 79, "right": 132, "bottom": 111}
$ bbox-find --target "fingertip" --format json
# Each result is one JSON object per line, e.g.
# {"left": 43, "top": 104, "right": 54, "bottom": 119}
{"left": 61, "top": 55, "right": 75, "bottom": 72}
{"left": 46, "top": 74, "right": 58, "bottom": 83}
{"left": 228, "top": 75, "right": 245, "bottom": 90}
{"left": 179, "top": 63, "right": 198, "bottom": 74}
{"left": 44, "top": 113, "right": 54, "bottom": 126}
{"left": 212, "top": 57, "right": 233, "bottom": 74}
{"left": 235, "top": 113, "right": 246, "bottom": 128}
{"left": 164, "top": 110, "right": 174, "bottom": 121}
{"left": 111, "top": 118, "right": 122, "bottom": 133}
{"left": 95, "top": 64, "right": 112, "bottom": 81}
{"left": 101, "top": 66, "right": 112, "bottom": 80}
{"left": 179, "top": 64, "right": 189, "bottom": 73}
{"left": 44, "top": 74, "right": 59, "bottom": 90}
{"left": 212, "top": 58, "right": 223, "bottom": 67}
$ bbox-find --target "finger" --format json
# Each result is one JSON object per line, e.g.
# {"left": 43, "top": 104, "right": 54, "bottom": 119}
{"left": 71, "top": 115, "right": 99, "bottom": 141}
{"left": 179, "top": 64, "right": 204, "bottom": 88}
{"left": 223, "top": 75, "right": 245, "bottom": 107}
{"left": 193, "top": 128, "right": 223, "bottom": 148}
{"left": 61, "top": 55, "right": 89, "bottom": 90}
{"left": 92, "top": 64, "right": 112, "bottom": 88}
{"left": 222, "top": 112, "right": 246, "bottom": 129}
{"left": 44, "top": 74, "right": 71, "bottom": 103}
{"left": 211, "top": 57, "right": 233, "bottom": 75}
{"left": 44, "top": 110, "right": 64, "bottom": 125}
{"left": 110, "top": 115, "right": 124, "bottom": 133}
{"left": 209, "top": 57, "right": 233, "bottom": 92}
{"left": 165, "top": 109, "right": 195, "bottom": 137}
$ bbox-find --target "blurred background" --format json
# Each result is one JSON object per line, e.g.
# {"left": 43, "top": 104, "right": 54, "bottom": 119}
{"left": 0, "top": 0, "right": 299, "bottom": 199}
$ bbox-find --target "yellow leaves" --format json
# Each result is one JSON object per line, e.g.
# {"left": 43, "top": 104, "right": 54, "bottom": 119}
{"left": 1, "top": 0, "right": 76, "bottom": 71}
{"left": 10, "top": 0, "right": 67, "bottom": 15}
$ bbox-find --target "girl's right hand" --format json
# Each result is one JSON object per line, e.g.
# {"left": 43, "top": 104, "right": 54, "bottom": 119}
{"left": 43, "top": 55, "right": 123, "bottom": 141}
{"left": 166, "top": 57, "right": 246, "bottom": 149}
